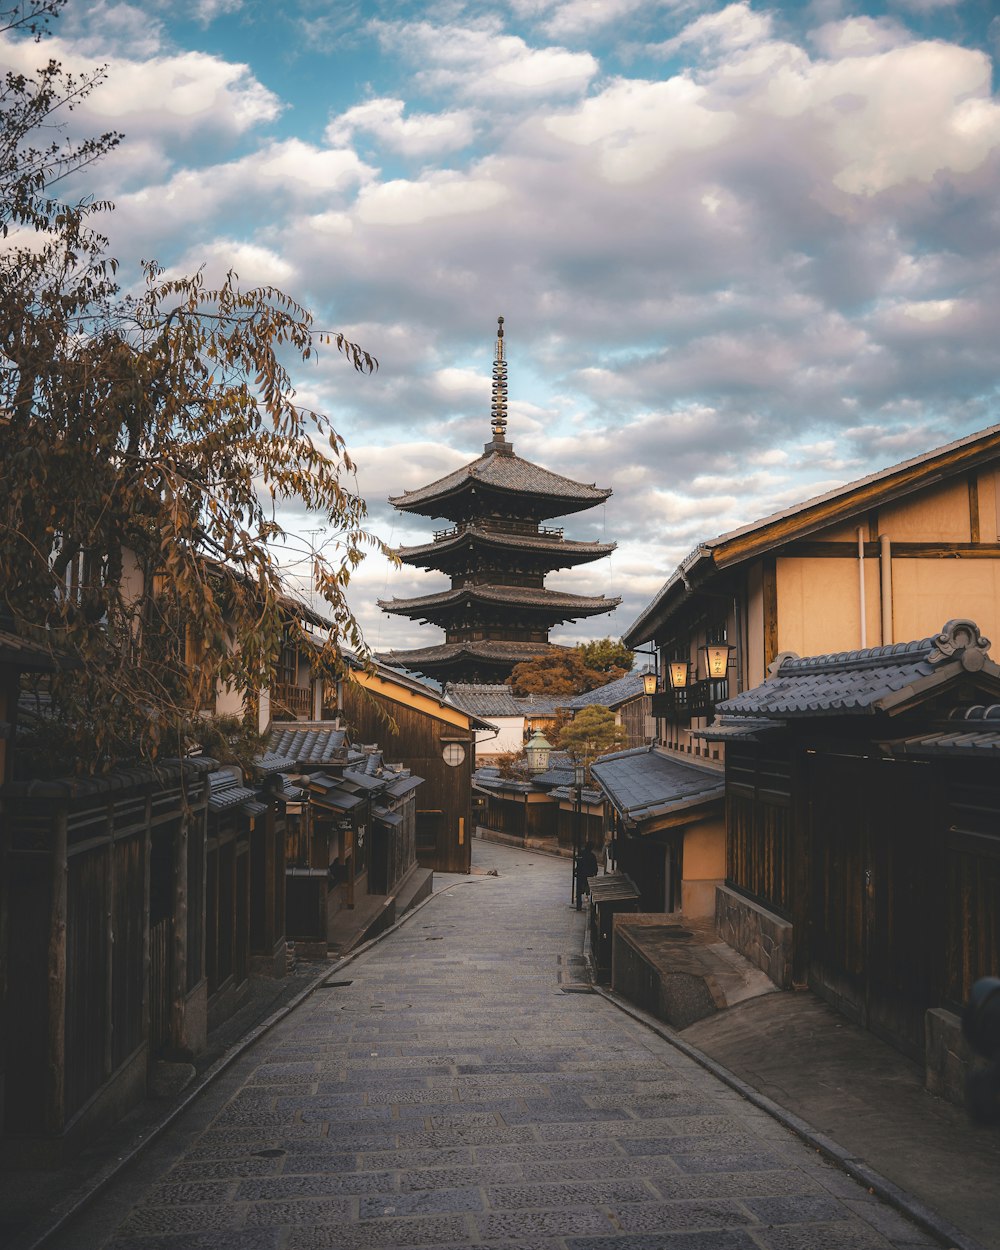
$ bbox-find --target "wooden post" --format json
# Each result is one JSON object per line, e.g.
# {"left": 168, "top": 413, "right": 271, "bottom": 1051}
{"left": 46, "top": 808, "right": 68, "bottom": 1135}
{"left": 172, "top": 791, "right": 188, "bottom": 1052}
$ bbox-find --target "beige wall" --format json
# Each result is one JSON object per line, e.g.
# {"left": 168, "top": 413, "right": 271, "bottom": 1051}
{"left": 681, "top": 816, "right": 726, "bottom": 919}
{"left": 980, "top": 468, "right": 1000, "bottom": 542}
{"left": 474, "top": 716, "right": 523, "bottom": 758}
{"left": 890, "top": 559, "right": 1000, "bottom": 645}
{"left": 776, "top": 556, "right": 881, "bottom": 656}
{"left": 879, "top": 478, "right": 970, "bottom": 542}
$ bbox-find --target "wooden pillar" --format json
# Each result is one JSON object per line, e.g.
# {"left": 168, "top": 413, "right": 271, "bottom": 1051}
{"left": 172, "top": 792, "right": 188, "bottom": 1052}
{"left": 46, "top": 808, "right": 68, "bottom": 1135}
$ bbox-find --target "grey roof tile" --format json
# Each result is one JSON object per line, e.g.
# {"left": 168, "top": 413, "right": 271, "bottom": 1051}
{"left": 265, "top": 723, "right": 348, "bottom": 765}
{"left": 446, "top": 684, "right": 524, "bottom": 717}
{"left": 590, "top": 746, "right": 724, "bottom": 822}
{"left": 567, "top": 670, "right": 649, "bottom": 710}
{"left": 389, "top": 442, "right": 611, "bottom": 513}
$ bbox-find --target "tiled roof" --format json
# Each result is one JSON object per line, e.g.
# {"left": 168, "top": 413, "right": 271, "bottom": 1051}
{"left": 397, "top": 527, "right": 615, "bottom": 564}
{"left": 379, "top": 584, "right": 619, "bottom": 618}
{"left": 265, "top": 722, "right": 348, "bottom": 766}
{"left": 514, "top": 693, "right": 570, "bottom": 715}
{"left": 567, "top": 670, "right": 648, "bottom": 710}
{"left": 716, "top": 620, "right": 999, "bottom": 719}
{"left": 446, "top": 684, "right": 524, "bottom": 717}
{"left": 590, "top": 746, "right": 724, "bottom": 824}
{"left": 381, "top": 639, "right": 554, "bottom": 668}
{"left": 253, "top": 751, "right": 299, "bottom": 776}
{"left": 896, "top": 704, "right": 1000, "bottom": 756}
{"left": 389, "top": 441, "right": 612, "bottom": 515}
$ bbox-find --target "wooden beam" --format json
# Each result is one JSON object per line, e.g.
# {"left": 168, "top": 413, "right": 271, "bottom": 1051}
{"left": 779, "top": 541, "right": 1000, "bottom": 559}
{"left": 969, "top": 475, "right": 981, "bottom": 544}
{"left": 762, "top": 558, "right": 778, "bottom": 668}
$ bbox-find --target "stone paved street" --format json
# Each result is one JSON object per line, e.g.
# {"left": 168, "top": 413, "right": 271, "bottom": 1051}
{"left": 51, "top": 841, "right": 944, "bottom": 1250}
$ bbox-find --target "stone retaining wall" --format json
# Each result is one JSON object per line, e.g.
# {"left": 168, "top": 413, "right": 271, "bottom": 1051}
{"left": 715, "top": 885, "right": 793, "bottom": 990}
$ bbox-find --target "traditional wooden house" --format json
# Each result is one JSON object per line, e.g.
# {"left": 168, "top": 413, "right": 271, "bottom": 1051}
{"left": 338, "top": 661, "right": 489, "bottom": 873}
{"left": 590, "top": 747, "right": 725, "bottom": 916}
{"left": 618, "top": 424, "right": 1000, "bottom": 922}
{"left": 700, "top": 618, "right": 1000, "bottom": 1093}
{"left": 624, "top": 423, "right": 1000, "bottom": 763}
{"left": 379, "top": 318, "right": 619, "bottom": 684}
{"left": 0, "top": 758, "right": 231, "bottom": 1163}
{"left": 445, "top": 684, "right": 523, "bottom": 759}
{"left": 263, "top": 722, "right": 423, "bottom": 950}
{"left": 473, "top": 752, "right": 604, "bottom": 855}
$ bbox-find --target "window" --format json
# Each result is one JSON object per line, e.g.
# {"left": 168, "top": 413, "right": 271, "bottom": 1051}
{"left": 442, "top": 743, "right": 466, "bottom": 767}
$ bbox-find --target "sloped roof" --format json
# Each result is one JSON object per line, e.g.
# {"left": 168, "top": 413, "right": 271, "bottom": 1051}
{"left": 896, "top": 704, "right": 1000, "bottom": 756}
{"left": 265, "top": 722, "right": 348, "bottom": 766}
{"left": 625, "top": 422, "right": 1000, "bottom": 645}
{"left": 446, "top": 684, "right": 524, "bottom": 717}
{"left": 379, "top": 584, "right": 619, "bottom": 619}
{"left": 396, "top": 527, "right": 615, "bottom": 566}
{"left": 381, "top": 639, "right": 554, "bottom": 671}
{"left": 567, "top": 670, "right": 649, "bottom": 710}
{"left": 389, "top": 439, "right": 612, "bottom": 517}
{"left": 591, "top": 746, "right": 724, "bottom": 824}
{"left": 716, "top": 620, "right": 1000, "bottom": 720}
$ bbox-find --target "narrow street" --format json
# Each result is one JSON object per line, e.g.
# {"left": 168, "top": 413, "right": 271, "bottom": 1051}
{"left": 54, "top": 842, "right": 941, "bottom": 1250}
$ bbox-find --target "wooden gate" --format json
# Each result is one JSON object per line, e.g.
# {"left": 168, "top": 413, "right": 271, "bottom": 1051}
{"left": 807, "top": 751, "right": 937, "bottom": 1059}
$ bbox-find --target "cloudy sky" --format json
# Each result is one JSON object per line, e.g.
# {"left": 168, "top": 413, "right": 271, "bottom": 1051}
{"left": 9, "top": 0, "right": 1000, "bottom": 656}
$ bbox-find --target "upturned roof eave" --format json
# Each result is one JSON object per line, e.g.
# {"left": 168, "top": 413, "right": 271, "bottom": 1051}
{"left": 390, "top": 477, "right": 613, "bottom": 519}
{"left": 395, "top": 531, "right": 617, "bottom": 565}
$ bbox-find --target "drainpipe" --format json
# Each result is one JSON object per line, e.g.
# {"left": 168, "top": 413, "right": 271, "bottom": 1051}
{"left": 857, "top": 527, "right": 867, "bottom": 648}
{"left": 880, "top": 534, "right": 893, "bottom": 646}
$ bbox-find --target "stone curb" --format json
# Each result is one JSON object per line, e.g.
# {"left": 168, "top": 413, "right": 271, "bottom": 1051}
{"left": 17, "top": 877, "right": 479, "bottom": 1250}
{"left": 592, "top": 984, "right": 987, "bottom": 1250}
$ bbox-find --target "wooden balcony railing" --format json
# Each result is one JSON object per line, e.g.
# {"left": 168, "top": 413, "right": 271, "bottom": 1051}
{"left": 271, "top": 682, "right": 312, "bottom": 718}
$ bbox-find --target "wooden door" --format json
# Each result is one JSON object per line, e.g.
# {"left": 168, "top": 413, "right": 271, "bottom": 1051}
{"left": 808, "top": 752, "right": 936, "bottom": 1058}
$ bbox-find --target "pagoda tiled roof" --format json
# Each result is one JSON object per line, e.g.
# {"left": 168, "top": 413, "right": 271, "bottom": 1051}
{"left": 396, "top": 526, "right": 615, "bottom": 567}
{"left": 381, "top": 639, "right": 555, "bottom": 670}
{"left": 379, "top": 584, "right": 620, "bottom": 619}
{"left": 389, "top": 439, "right": 611, "bottom": 517}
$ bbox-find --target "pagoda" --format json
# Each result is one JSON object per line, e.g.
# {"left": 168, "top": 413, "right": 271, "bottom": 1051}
{"left": 379, "top": 318, "right": 620, "bottom": 683}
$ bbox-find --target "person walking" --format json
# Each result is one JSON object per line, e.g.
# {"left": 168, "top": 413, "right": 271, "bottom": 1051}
{"left": 575, "top": 843, "right": 598, "bottom": 910}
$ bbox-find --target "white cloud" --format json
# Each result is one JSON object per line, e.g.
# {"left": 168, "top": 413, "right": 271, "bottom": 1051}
{"left": 372, "top": 18, "right": 598, "bottom": 100}
{"left": 326, "top": 98, "right": 477, "bottom": 157}
{"left": 651, "top": 2, "right": 773, "bottom": 57}
{"left": 543, "top": 76, "right": 737, "bottom": 181}
{"left": 810, "top": 16, "right": 911, "bottom": 58}
{"left": 355, "top": 170, "right": 510, "bottom": 226}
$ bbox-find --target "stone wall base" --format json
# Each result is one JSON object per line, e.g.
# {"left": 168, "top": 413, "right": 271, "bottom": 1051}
{"left": 924, "top": 1006, "right": 988, "bottom": 1110}
{"left": 715, "top": 885, "right": 792, "bottom": 990}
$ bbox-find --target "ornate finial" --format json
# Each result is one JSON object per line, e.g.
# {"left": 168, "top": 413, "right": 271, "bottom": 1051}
{"left": 491, "top": 315, "right": 507, "bottom": 440}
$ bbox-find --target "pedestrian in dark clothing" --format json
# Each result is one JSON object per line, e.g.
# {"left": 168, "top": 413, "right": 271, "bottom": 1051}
{"left": 576, "top": 844, "right": 598, "bottom": 910}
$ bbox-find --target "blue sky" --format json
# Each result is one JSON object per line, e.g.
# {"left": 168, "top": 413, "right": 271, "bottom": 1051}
{"left": 7, "top": 0, "right": 1000, "bottom": 654}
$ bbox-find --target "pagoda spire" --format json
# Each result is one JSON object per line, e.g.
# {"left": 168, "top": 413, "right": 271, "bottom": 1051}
{"left": 490, "top": 315, "right": 508, "bottom": 442}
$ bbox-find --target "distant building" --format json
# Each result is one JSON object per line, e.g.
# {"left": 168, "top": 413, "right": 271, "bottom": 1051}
{"left": 379, "top": 318, "right": 620, "bottom": 684}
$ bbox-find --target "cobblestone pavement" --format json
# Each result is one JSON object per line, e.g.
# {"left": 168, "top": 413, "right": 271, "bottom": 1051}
{"left": 52, "top": 841, "right": 944, "bottom": 1250}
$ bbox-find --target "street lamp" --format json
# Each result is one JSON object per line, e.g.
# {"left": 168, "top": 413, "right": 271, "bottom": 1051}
{"left": 571, "top": 760, "right": 585, "bottom": 906}
{"left": 525, "top": 730, "right": 552, "bottom": 772}
{"left": 668, "top": 659, "right": 689, "bottom": 689}
{"left": 642, "top": 671, "right": 658, "bottom": 696}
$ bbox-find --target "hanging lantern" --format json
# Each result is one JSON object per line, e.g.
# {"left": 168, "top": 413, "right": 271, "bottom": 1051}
{"left": 704, "top": 642, "right": 732, "bottom": 680}
{"left": 642, "top": 671, "right": 658, "bottom": 696}
{"left": 668, "top": 660, "right": 689, "bottom": 689}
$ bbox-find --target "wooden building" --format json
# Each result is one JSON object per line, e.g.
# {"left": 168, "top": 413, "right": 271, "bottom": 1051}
{"left": 339, "top": 661, "right": 488, "bottom": 873}
{"left": 701, "top": 619, "right": 1000, "bottom": 1086}
{"left": 619, "top": 424, "right": 1000, "bottom": 924}
{"left": 625, "top": 423, "right": 1000, "bottom": 763}
{"left": 1, "top": 759, "right": 222, "bottom": 1163}
{"left": 379, "top": 318, "right": 619, "bottom": 684}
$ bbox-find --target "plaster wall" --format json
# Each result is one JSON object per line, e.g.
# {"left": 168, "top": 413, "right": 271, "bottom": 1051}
{"left": 776, "top": 557, "right": 881, "bottom": 655}
{"left": 215, "top": 684, "right": 245, "bottom": 719}
{"left": 890, "top": 559, "right": 1000, "bottom": 645}
{"left": 681, "top": 817, "right": 726, "bottom": 919}
{"left": 879, "top": 478, "right": 970, "bottom": 541}
{"left": 474, "top": 716, "right": 523, "bottom": 757}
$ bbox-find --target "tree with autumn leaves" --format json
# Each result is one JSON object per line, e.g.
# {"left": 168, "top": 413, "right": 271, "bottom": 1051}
{"left": 1, "top": 2, "right": 388, "bottom": 775}
{"left": 509, "top": 638, "right": 634, "bottom": 697}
